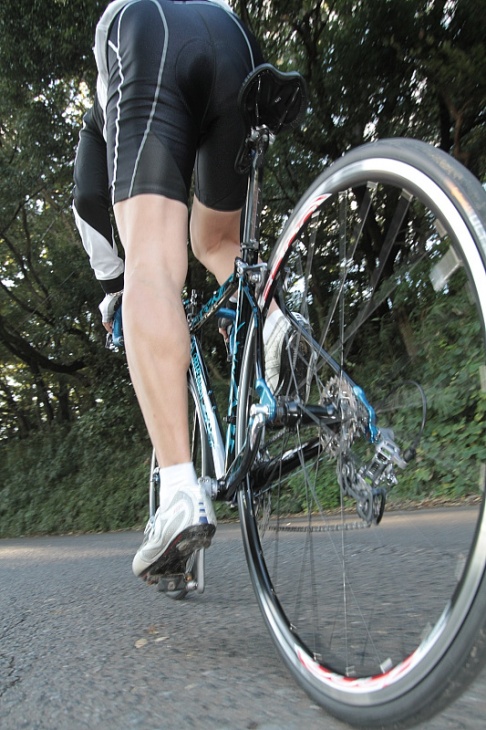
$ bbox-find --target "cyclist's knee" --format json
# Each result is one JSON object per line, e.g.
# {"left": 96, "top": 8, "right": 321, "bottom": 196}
{"left": 190, "top": 199, "right": 241, "bottom": 269}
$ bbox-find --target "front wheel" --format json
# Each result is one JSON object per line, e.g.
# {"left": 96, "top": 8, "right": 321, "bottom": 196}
{"left": 237, "top": 139, "right": 486, "bottom": 727}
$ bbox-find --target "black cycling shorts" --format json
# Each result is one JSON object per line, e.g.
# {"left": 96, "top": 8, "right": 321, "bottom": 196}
{"left": 105, "top": 0, "right": 264, "bottom": 210}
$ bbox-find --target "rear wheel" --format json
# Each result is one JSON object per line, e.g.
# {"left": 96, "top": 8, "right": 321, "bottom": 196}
{"left": 237, "top": 139, "right": 486, "bottom": 727}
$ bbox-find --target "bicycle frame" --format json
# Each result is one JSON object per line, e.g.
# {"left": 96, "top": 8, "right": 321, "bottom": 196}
{"left": 107, "top": 124, "right": 396, "bottom": 510}
{"left": 185, "top": 124, "right": 405, "bottom": 505}
{"left": 185, "top": 125, "right": 279, "bottom": 501}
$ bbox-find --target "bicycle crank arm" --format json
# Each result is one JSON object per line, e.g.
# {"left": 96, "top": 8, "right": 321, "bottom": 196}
{"left": 221, "top": 406, "right": 268, "bottom": 500}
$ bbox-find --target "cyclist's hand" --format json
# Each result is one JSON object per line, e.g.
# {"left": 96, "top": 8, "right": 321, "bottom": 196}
{"left": 99, "top": 291, "right": 123, "bottom": 333}
{"left": 218, "top": 315, "right": 233, "bottom": 343}
{"left": 217, "top": 301, "right": 237, "bottom": 343}
{"left": 218, "top": 315, "right": 235, "bottom": 361}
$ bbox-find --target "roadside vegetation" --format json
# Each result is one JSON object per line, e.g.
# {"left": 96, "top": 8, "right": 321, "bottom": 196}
{"left": 1, "top": 1, "right": 485, "bottom": 536}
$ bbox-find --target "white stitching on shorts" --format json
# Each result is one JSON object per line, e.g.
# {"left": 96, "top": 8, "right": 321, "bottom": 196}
{"left": 128, "top": 0, "right": 169, "bottom": 197}
{"left": 110, "top": 0, "right": 169, "bottom": 201}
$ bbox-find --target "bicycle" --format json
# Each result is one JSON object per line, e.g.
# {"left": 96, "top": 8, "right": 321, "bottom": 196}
{"left": 111, "top": 64, "right": 486, "bottom": 728}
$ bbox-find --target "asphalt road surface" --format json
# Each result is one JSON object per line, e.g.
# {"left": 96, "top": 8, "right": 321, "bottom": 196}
{"left": 1, "top": 520, "right": 485, "bottom": 730}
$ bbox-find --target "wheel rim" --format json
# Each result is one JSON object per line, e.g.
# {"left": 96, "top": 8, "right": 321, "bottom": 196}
{"left": 238, "top": 146, "right": 486, "bottom": 711}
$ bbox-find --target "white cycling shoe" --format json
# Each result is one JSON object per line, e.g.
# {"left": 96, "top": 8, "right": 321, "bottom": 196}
{"left": 265, "top": 312, "right": 310, "bottom": 395}
{"left": 132, "top": 480, "right": 216, "bottom": 580}
{"left": 265, "top": 315, "right": 292, "bottom": 393}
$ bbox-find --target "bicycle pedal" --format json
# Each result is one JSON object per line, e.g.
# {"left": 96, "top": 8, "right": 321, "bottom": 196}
{"left": 157, "top": 573, "right": 187, "bottom": 593}
{"left": 143, "top": 552, "right": 188, "bottom": 584}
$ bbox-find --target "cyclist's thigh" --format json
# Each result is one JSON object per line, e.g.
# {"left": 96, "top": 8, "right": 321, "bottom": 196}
{"left": 192, "top": 3, "right": 264, "bottom": 211}
{"left": 104, "top": 0, "right": 263, "bottom": 210}
{"left": 105, "top": 0, "right": 199, "bottom": 206}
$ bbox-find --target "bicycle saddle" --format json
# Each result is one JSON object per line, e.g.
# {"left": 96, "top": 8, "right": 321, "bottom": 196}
{"left": 235, "top": 63, "right": 308, "bottom": 173}
{"left": 238, "top": 63, "right": 307, "bottom": 134}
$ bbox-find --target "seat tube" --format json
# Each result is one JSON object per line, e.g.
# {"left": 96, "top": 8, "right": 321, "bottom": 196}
{"left": 241, "top": 127, "right": 269, "bottom": 264}
{"left": 242, "top": 165, "right": 263, "bottom": 261}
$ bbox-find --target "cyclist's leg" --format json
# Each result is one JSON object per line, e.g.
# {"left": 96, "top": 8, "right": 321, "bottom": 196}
{"left": 190, "top": 197, "right": 242, "bottom": 285}
{"left": 188, "top": 0, "right": 263, "bottom": 281}
{"left": 105, "top": 1, "right": 206, "bottom": 470}
{"left": 113, "top": 193, "right": 192, "bottom": 469}
{"left": 115, "top": 194, "right": 216, "bottom": 580}
{"left": 190, "top": 194, "right": 290, "bottom": 389}
{"left": 105, "top": 1, "right": 217, "bottom": 580}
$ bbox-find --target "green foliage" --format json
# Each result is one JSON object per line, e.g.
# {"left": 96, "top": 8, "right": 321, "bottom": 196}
{"left": 357, "top": 277, "right": 485, "bottom": 503}
{"left": 0, "top": 0, "right": 485, "bottom": 533}
{"left": 0, "top": 391, "right": 151, "bottom": 537}
{"left": 0, "top": 0, "right": 103, "bottom": 91}
{"left": 250, "top": 0, "right": 486, "bottom": 239}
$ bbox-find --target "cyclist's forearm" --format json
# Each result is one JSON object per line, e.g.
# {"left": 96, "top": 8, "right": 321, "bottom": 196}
{"left": 73, "top": 202, "right": 125, "bottom": 293}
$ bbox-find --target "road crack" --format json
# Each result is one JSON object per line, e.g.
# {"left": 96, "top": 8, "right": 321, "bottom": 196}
{"left": 0, "top": 654, "right": 20, "bottom": 697}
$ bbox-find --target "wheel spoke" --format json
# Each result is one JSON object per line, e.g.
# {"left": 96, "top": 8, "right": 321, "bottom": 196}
{"left": 238, "top": 140, "right": 486, "bottom": 726}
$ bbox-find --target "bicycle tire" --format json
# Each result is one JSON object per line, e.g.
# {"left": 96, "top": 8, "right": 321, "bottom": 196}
{"left": 236, "top": 138, "right": 486, "bottom": 727}
{"left": 149, "top": 374, "right": 211, "bottom": 600}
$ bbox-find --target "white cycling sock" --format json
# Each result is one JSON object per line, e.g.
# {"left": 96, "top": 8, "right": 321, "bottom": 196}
{"left": 263, "top": 308, "right": 286, "bottom": 346}
{"left": 158, "top": 461, "right": 198, "bottom": 507}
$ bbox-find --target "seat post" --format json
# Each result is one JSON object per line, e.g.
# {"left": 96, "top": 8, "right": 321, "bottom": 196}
{"left": 241, "top": 126, "right": 271, "bottom": 263}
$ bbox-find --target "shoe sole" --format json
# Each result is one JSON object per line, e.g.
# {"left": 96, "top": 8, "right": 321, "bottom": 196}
{"left": 140, "top": 523, "right": 216, "bottom": 582}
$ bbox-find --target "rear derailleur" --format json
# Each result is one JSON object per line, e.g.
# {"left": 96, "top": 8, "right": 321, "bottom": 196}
{"left": 338, "top": 429, "right": 408, "bottom": 526}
